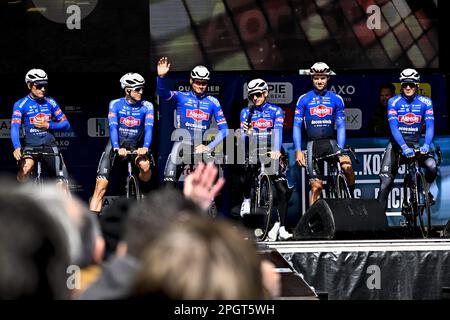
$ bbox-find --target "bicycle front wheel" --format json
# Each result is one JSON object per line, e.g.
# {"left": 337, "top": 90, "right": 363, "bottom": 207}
{"left": 416, "top": 172, "right": 431, "bottom": 238}
{"left": 126, "top": 175, "right": 141, "bottom": 201}
{"left": 255, "top": 173, "right": 273, "bottom": 241}
{"left": 336, "top": 174, "right": 352, "bottom": 199}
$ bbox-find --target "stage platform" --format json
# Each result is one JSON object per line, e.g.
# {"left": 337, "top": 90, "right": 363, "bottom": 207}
{"left": 260, "top": 238, "right": 450, "bottom": 299}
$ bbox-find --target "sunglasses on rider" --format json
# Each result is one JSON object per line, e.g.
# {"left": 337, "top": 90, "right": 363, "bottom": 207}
{"left": 193, "top": 80, "right": 208, "bottom": 86}
{"left": 33, "top": 84, "right": 47, "bottom": 90}
{"left": 401, "top": 83, "right": 417, "bottom": 89}
{"left": 131, "top": 87, "right": 144, "bottom": 93}
{"left": 249, "top": 92, "right": 263, "bottom": 99}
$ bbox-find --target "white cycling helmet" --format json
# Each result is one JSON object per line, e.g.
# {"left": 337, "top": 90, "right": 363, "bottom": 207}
{"left": 399, "top": 68, "right": 420, "bottom": 83}
{"left": 190, "top": 65, "right": 210, "bottom": 80}
{"left": 120, "top": 72, "right": 145, "bottom": 89}
{"left": 247, "top": 78, "right": 268, "bottom": 96}
{"left": 25, "top": 68, "right": 48, "bottom": 84}
{"left": 310, "top": 62, "right": 331, "bottom": 76}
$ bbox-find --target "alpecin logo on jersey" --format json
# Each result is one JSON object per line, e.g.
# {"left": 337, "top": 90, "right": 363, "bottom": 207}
{"left": 310, "top": 105, "right": 332, "bottom": 117}
{"left": 251, "top": 118, "right": 273, "bottom": 130}
{"left": 120, "top": 117, "right": 140, "bottom": 127}
{"left": 186, "top": 109, "right": 210, "bottom": 121}
{"left": 398, "top": 113, "right": 421, "bottom": 125}
{"left": 30, "top": 113, "right": 51, "bottom": 124}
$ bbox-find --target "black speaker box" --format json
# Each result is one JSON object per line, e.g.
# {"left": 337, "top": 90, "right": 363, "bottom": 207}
{"left": 294, "top": 198, "right": 389, "bottom": 240}
{"left": 443, "top": 219, "right": 450, "bottom": 238}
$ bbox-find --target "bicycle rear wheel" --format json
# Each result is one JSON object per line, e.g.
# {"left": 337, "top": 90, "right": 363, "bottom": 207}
{"left": 255, "top": 173, "right": 273, "bottom": 241}
{"left": 416, "top": 172, "right": 431, "bottom": 238}
{"left": 126, "top": 175, "right": 141, "bottom": 201}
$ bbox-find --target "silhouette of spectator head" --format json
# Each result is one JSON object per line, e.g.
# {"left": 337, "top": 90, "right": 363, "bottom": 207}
{"left": 0, "top": 180, "right": 70, "bottom": 299}
{"left": 121, "top": 187, "right": 202, "bottom": 259}
{"left": 132, "top": 216, "right": 265, "bottom": 300}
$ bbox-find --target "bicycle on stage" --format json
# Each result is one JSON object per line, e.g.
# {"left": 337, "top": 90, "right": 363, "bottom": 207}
{"left": 401, "top": 146, "right": 441, "bottom": 238}
{"left": 242, "top": 149, "right": 290, "bottom": 241}
{"left": 21, "top": 147, "right": 69, "bottom": 191}
{"left": 311, "top": 145, "right": 359, "bottom": 199}
{"left": 115, "top": 149, "right": 155, "bottom": 201}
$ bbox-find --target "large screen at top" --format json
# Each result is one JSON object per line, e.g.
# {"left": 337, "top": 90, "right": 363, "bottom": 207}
{"left": 150, "top": 0, "right": 439, "bottom": 71}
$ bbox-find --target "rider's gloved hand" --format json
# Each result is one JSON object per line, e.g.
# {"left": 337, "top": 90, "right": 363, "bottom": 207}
{"left": 137, "top": 147, "right": 148, "bottom": 156}
{"left": 420, "top": 144, "right": 430, "bottom": 154}
{"left": 13, "top": 147, "right": 22, "bottom": 161}
{"left": 115, "top": 148, "right": 127, "bottom": 157}
{"left": 401, "top": 144, "right": 414, "bottom": 158}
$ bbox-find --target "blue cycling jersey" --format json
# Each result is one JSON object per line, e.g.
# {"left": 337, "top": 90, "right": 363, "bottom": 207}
{"left": 108, "top": 98, "right": 154, "bottom": 149}
{"left": 387, "top": 93, "right": 434, "bottom": 146}
{"left": 240, "top": 102, "right": 284, "bottom": 151}
{"left": 293, "top": 89, "right": 346, "bottom": 151}
{"left": 11, "top": 95, "right": 70, "bottom": 149}
{"left": 157, "top": 76, "right": 228, "bottom": 149}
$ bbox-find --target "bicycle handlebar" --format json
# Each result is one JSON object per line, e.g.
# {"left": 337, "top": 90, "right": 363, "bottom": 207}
{"left": 114, "top": 149, "right": 149, "bottom": 156}
{"left": 314, "top": 145, "right": 360, "bottom": 164}
{"left": 22, "top": 151, "right": 60, "bottom": 157}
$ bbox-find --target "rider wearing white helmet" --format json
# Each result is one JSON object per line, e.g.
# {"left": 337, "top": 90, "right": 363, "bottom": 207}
{"left": 89, "top": 72, "right": 155, "bottom": 213}
{"left": 377, "top": 68, "right": 437, "bottom": 211}
{"left": 293, "top": 62, "right": 355, "bottom": 205}
{"left": 239, "top": 78, "right": 293, "bottom": 241}
{"left": 156, "top": 57, "right": 229, "bottom": 186}
{"left": 11, "top": 68, "right": 71, "bottom": 189}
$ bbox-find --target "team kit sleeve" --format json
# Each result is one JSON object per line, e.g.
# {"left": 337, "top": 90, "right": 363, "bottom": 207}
{"left": 423, "top": 98, "right": 434, "bottom": 148}
{"left": 273, "top": 107, "right": 284, "bottom": 152}
{"left": 293, "top": 95, "right": 305, "bottom": 152}
{"left": 11, "top": 101, "right": 23, "bottom": 150}
{"left": 143, "top": 103, "right": 155, "bottom": 149}
{"left": 335, "top": 94, "right": 346, "bottom": 149}
{"left": 49, "top": 98, "right": 70, "bottom": 130}
{"left": 156, "top": 76, "right": 177, "bottom": 101}
{"left": 108, "top": 101, "right": 120, "bottom": 149}
{"left": 207, "top": 98, "right": 229, "bottom": 150}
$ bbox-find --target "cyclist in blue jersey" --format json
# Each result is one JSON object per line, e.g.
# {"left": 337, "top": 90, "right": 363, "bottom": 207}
{"left": 239, "top": 79, "right": 293, "bottom": 241}
{"left": 293, "top": 62, "right": 355, "bottom": 206}
{"left": 377, "top": 68, "right": 437, "bottom": 211}
{"left": 156, "top": 57, "right": 229, "bottom": 185}
{"left": 89, "top": 73, "right": 154, "bottom": 213}
{"left": 11, "top": 68, "right": 70, "bottom": 187}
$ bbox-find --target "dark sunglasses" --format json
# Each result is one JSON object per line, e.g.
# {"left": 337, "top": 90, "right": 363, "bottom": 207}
{"left": 249, "top": 92, "right": 263, "bottom": 99}
{"left": 401, "top": 83, "right": 417, "bottom": 89}
{"left": 33, "top": 84, "right": 47, "bottom": 90}
{"left": 131, "top": 87, "right": 144, "bottom": 92}
{"left": 193, "top": 80, "right": 208, "bottom": 86}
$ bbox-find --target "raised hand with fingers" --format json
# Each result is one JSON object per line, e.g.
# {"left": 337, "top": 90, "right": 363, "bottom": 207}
{"left": 183, "top": 162, "right": 225, "bottom": 212}
{"left": 157, "top": 57, "right": 171, "bottom": 78}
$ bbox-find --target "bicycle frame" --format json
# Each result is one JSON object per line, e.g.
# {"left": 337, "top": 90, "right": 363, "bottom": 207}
{"left": 21, "top": 151, "right": 63, "bottom": 188}
{"left": 245, "top": 152, "right": 275, "bottom": 241}
{"left": 117, "top": 150, "right": 147, "bottom": 201}
{"left": 400, "top": 150, "right": 432, "bottom": 238}
{"left": 312, "top": 146, "right": 358, "bottom": 199}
